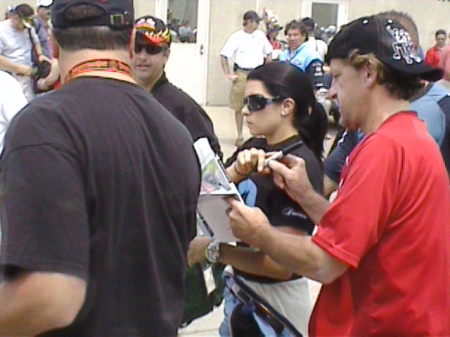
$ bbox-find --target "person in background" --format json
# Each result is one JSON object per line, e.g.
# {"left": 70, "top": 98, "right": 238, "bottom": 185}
{"left": 301, "top": 17, "right": 327, "bottom": 61}
{"left": 0, "top": 4, "right": 47, "bottom": 101}
{"left": 440, "top": 37, "right": 450, "bottom": 85}
{"left": 33, "top": 0, "right": 53, "bottom": 60}
{"left": 178, "top": 19, "right": 193, "bottom": 43}
{"left": 227, "top": 14, "right": 449, "bottom": 337}
{"left": 0, "top": 70, "right": 27, "bottom": 153}
{"left": 220, "top": 10, "right": 273, "bottom": 147}
{"left": 0, "top": 0, "right": 200, "bottom": 335}
{"left": 280, "top": 20, "right": 324, "bottom": 91}
{"left": 426, "top": 29, "right": 447, "bottom": 68}
{"left": 189, "top": 62, "right": 328, "bottom": 337}
{"left": 263, "top": 8, "right": 285, "bottom": 61}
{"left": 132, "top": 15, "right": 221, "bottom": 157}
{"left": 266, "top": 23, "right": 284, "bottom": 61}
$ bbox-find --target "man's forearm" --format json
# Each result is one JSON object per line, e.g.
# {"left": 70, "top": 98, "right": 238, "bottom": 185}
{"left": 0, "top": 56, "right": 24, "bottom": 74}
{"left": 253, "top": 226, "right": 347, "bottom": 284}
{"left": 220, "top": 56, "right": 230, "bottom": 75}
{"left": 295, "top": 189, "right": 330, "bottom": 225}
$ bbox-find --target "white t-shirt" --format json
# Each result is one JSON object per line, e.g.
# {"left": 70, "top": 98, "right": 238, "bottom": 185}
{"left": 305, "top": 37, "right": 328, "bottom": 62}
{"left": 220, "top": 29, "right": 273, "bottom": 69}
{"left": 0, "top": 71, "right": 27, "bottom": 152}
{"left": 0, "top": 19, "right": 39, "bottom": 68}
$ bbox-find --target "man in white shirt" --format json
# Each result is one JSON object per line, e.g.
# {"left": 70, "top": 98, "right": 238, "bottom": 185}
{"left": 301, "top": 17, "right": 328, "bottom": 62}
{"left": 220, "top": 10, "right": 273, "bottom": 146}
{"left": 0, "top": 71, "right": 27, "bottom": 151}
{"left": 0, "top": 4, "right": 47, "bottom": 101}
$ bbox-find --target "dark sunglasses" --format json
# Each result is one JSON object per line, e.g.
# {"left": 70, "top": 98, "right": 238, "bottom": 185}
{"left": 244, "top": 95, "right": 284, "bottom": 112}
{"left": 134, "top": 43, "right": 165, "bottom": 55}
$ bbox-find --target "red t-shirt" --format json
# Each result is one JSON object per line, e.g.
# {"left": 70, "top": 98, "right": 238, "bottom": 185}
{"left": 310, "top": 112, "right": 450, "bottom": 336}
{"left": 425, "top": 45, "right": 441, "bottom": 68}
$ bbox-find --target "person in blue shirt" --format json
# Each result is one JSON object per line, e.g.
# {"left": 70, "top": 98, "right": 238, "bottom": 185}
{"left": 280, "top": 20, "right": 324, "bottom": 90}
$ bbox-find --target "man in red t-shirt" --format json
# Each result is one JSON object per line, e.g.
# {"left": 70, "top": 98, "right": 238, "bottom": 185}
{"left": 426, "top": 29, "right": 447, "bottom": 68}
{"left": 227, "top": 14, "right": 450, "bottom": 337}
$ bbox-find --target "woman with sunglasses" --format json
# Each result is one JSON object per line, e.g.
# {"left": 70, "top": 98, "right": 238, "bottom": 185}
{"left": 188, "top": 62, "right": 327, "bottom": 336}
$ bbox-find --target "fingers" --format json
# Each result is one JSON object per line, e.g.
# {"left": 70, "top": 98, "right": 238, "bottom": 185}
{"left": 236, "top": 148, "right": 269, "bottom": 175}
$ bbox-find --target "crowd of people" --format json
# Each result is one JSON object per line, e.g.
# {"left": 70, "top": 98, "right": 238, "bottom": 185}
{"left": 0, "top": 1, "right": 449, "bottom": 337}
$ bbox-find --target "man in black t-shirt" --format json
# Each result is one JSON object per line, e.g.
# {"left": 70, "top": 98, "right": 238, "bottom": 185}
{"left": 133, "top": 15, "right": 222, "bottom": 158}
{"left": 0, "top": 1, "right": 200, "bottom": 336}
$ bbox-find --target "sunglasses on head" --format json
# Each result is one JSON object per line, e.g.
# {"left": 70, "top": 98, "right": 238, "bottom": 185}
{"left": 134, "top": 43, "right": 165, "bottom": 55}
{"left": 244, "top": 95, "right": 284, "bottom": 112}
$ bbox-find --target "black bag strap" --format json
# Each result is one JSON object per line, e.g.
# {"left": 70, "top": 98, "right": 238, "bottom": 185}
{"left": 26, "top": 27, "right": 40, "bottom": 64}
{"left": 225, "top": 272, "right": 303, "bottom": 337}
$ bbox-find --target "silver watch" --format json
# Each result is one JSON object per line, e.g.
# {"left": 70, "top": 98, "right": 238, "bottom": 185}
{"left": 205, "top": 242, "right": 221, "bottom": 263}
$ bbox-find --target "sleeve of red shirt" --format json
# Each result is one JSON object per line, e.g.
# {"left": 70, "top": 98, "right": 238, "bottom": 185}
{"left": 312, "top": 134, "right": 403, "bottom": 268}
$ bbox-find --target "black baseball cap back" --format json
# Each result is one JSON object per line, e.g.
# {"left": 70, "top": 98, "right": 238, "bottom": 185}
{"left": 52, "top": 0, "right": 134, "bottom": 29}
{"left": 327, "top": 15, "right": 443, "bottom": 82}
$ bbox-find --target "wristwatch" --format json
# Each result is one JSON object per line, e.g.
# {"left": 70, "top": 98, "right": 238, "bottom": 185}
{"left": 205, "top": 242, "right": 221, "bottom": 263}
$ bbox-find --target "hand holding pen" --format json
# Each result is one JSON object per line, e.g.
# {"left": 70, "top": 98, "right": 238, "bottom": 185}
{"left": 264, "top": 141, "right": 303, "bottom": 167}
{"left": 230, "top": 141, "right": 304, "bottom": 181}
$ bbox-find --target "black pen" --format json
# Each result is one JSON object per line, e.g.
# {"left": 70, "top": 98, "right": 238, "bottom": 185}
{"left": 264, "top": 140, "right": 303, "bottom": 167}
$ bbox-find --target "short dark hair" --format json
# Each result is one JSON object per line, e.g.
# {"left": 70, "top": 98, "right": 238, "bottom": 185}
{"left": 14, "top": 4, "right": 34, "bottom": 18}
{"left": 284, "top": 20, "right": 308, "bottom": 38}
{"left": 436, "top": 29, "right": 446, "bottom": 38}
{"left": 248, "top": 62, "right": 328, "bottom": 160}
{"left": 52, "top": 4, "right": 132, "bottom": 51}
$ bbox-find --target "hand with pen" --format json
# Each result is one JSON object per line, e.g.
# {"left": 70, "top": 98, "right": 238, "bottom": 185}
{"left": 228, "top": 141, "right": 303, "bottom": 182}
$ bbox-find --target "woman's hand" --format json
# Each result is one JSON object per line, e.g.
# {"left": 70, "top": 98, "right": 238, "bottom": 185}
{"left": 187, "top": 236, "right": 212, "bottom": 267}
{"left": 234, "top": 148, "right": 273, "bottom": 176}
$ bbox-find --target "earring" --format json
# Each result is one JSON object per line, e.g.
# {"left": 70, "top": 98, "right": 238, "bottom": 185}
{"left": 281, "top": 111, "right": 288, "bottom": 117}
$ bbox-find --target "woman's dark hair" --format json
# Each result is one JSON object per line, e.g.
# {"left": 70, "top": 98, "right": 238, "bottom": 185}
{"left": 247, "top": 62, "right": 328, "bottom": 161}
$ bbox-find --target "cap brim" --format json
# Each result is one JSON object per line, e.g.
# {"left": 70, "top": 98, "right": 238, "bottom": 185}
{"left": 380, "top": 57, "right": 444, "bottom": 82}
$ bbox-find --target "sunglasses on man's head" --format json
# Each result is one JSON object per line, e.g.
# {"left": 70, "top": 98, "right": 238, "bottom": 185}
{"left": 134, "top": 43, "right": 165, "bottom": 55}
{"left": 244, "top": 95, "right": 284, "bottom": 112}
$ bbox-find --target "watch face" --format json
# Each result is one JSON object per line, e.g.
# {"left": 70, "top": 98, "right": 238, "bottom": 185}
{"left": 206, "top": 243, "right": 220, "bottom": 263}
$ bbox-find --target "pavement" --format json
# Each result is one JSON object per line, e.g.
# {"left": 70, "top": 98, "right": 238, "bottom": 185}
{"left": 177, "top": 106, "right": 339, "bottom": 337}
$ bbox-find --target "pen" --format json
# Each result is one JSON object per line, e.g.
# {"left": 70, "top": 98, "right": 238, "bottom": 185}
{"left": 264, "top": 140, "right": 303, "bottom": 167}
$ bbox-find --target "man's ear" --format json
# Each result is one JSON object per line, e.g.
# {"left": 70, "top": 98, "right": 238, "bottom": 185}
{"left": 364, "top": 59, "right": 378, "bottom": 88}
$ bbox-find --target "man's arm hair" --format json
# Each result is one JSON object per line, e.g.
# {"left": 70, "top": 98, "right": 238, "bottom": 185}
{"left": 0, "top": 270, "right": 86, "bottom": 336}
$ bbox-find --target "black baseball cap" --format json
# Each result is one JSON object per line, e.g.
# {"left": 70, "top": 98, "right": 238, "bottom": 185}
{"left": 301, "top": 17, "right": 315, "bottom": 31}
{"left": 134, "top": 15, "right": 171, "bottom": 47}
{"left": 243, "top": 10, "right": 261, "bottom": 22}
{"left": 327, "top": 15, "right": 443, "bottom": 82}
{"left": 52, "top": 0, "right": 134, "bottom": 29}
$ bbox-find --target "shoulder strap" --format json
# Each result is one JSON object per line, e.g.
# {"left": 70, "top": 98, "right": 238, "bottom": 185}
{"left": 26, "top": 27, "right": 40, "bottom": 61}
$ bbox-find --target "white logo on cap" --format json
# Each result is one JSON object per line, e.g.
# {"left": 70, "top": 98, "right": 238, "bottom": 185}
{"left": 387, "top": 25, "right": 422, "bottom": 64}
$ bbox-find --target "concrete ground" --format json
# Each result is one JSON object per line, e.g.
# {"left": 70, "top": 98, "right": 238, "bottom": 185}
{"left": 178, "top": 106, "right": 339, "bottom": 337}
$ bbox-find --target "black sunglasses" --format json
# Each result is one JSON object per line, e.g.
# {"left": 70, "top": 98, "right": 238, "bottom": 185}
{"left": 134, "top": 43, "right": 165, "bottom": 55}
{"left": 244, "top": 95, "right": 284, "bottom": 112}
